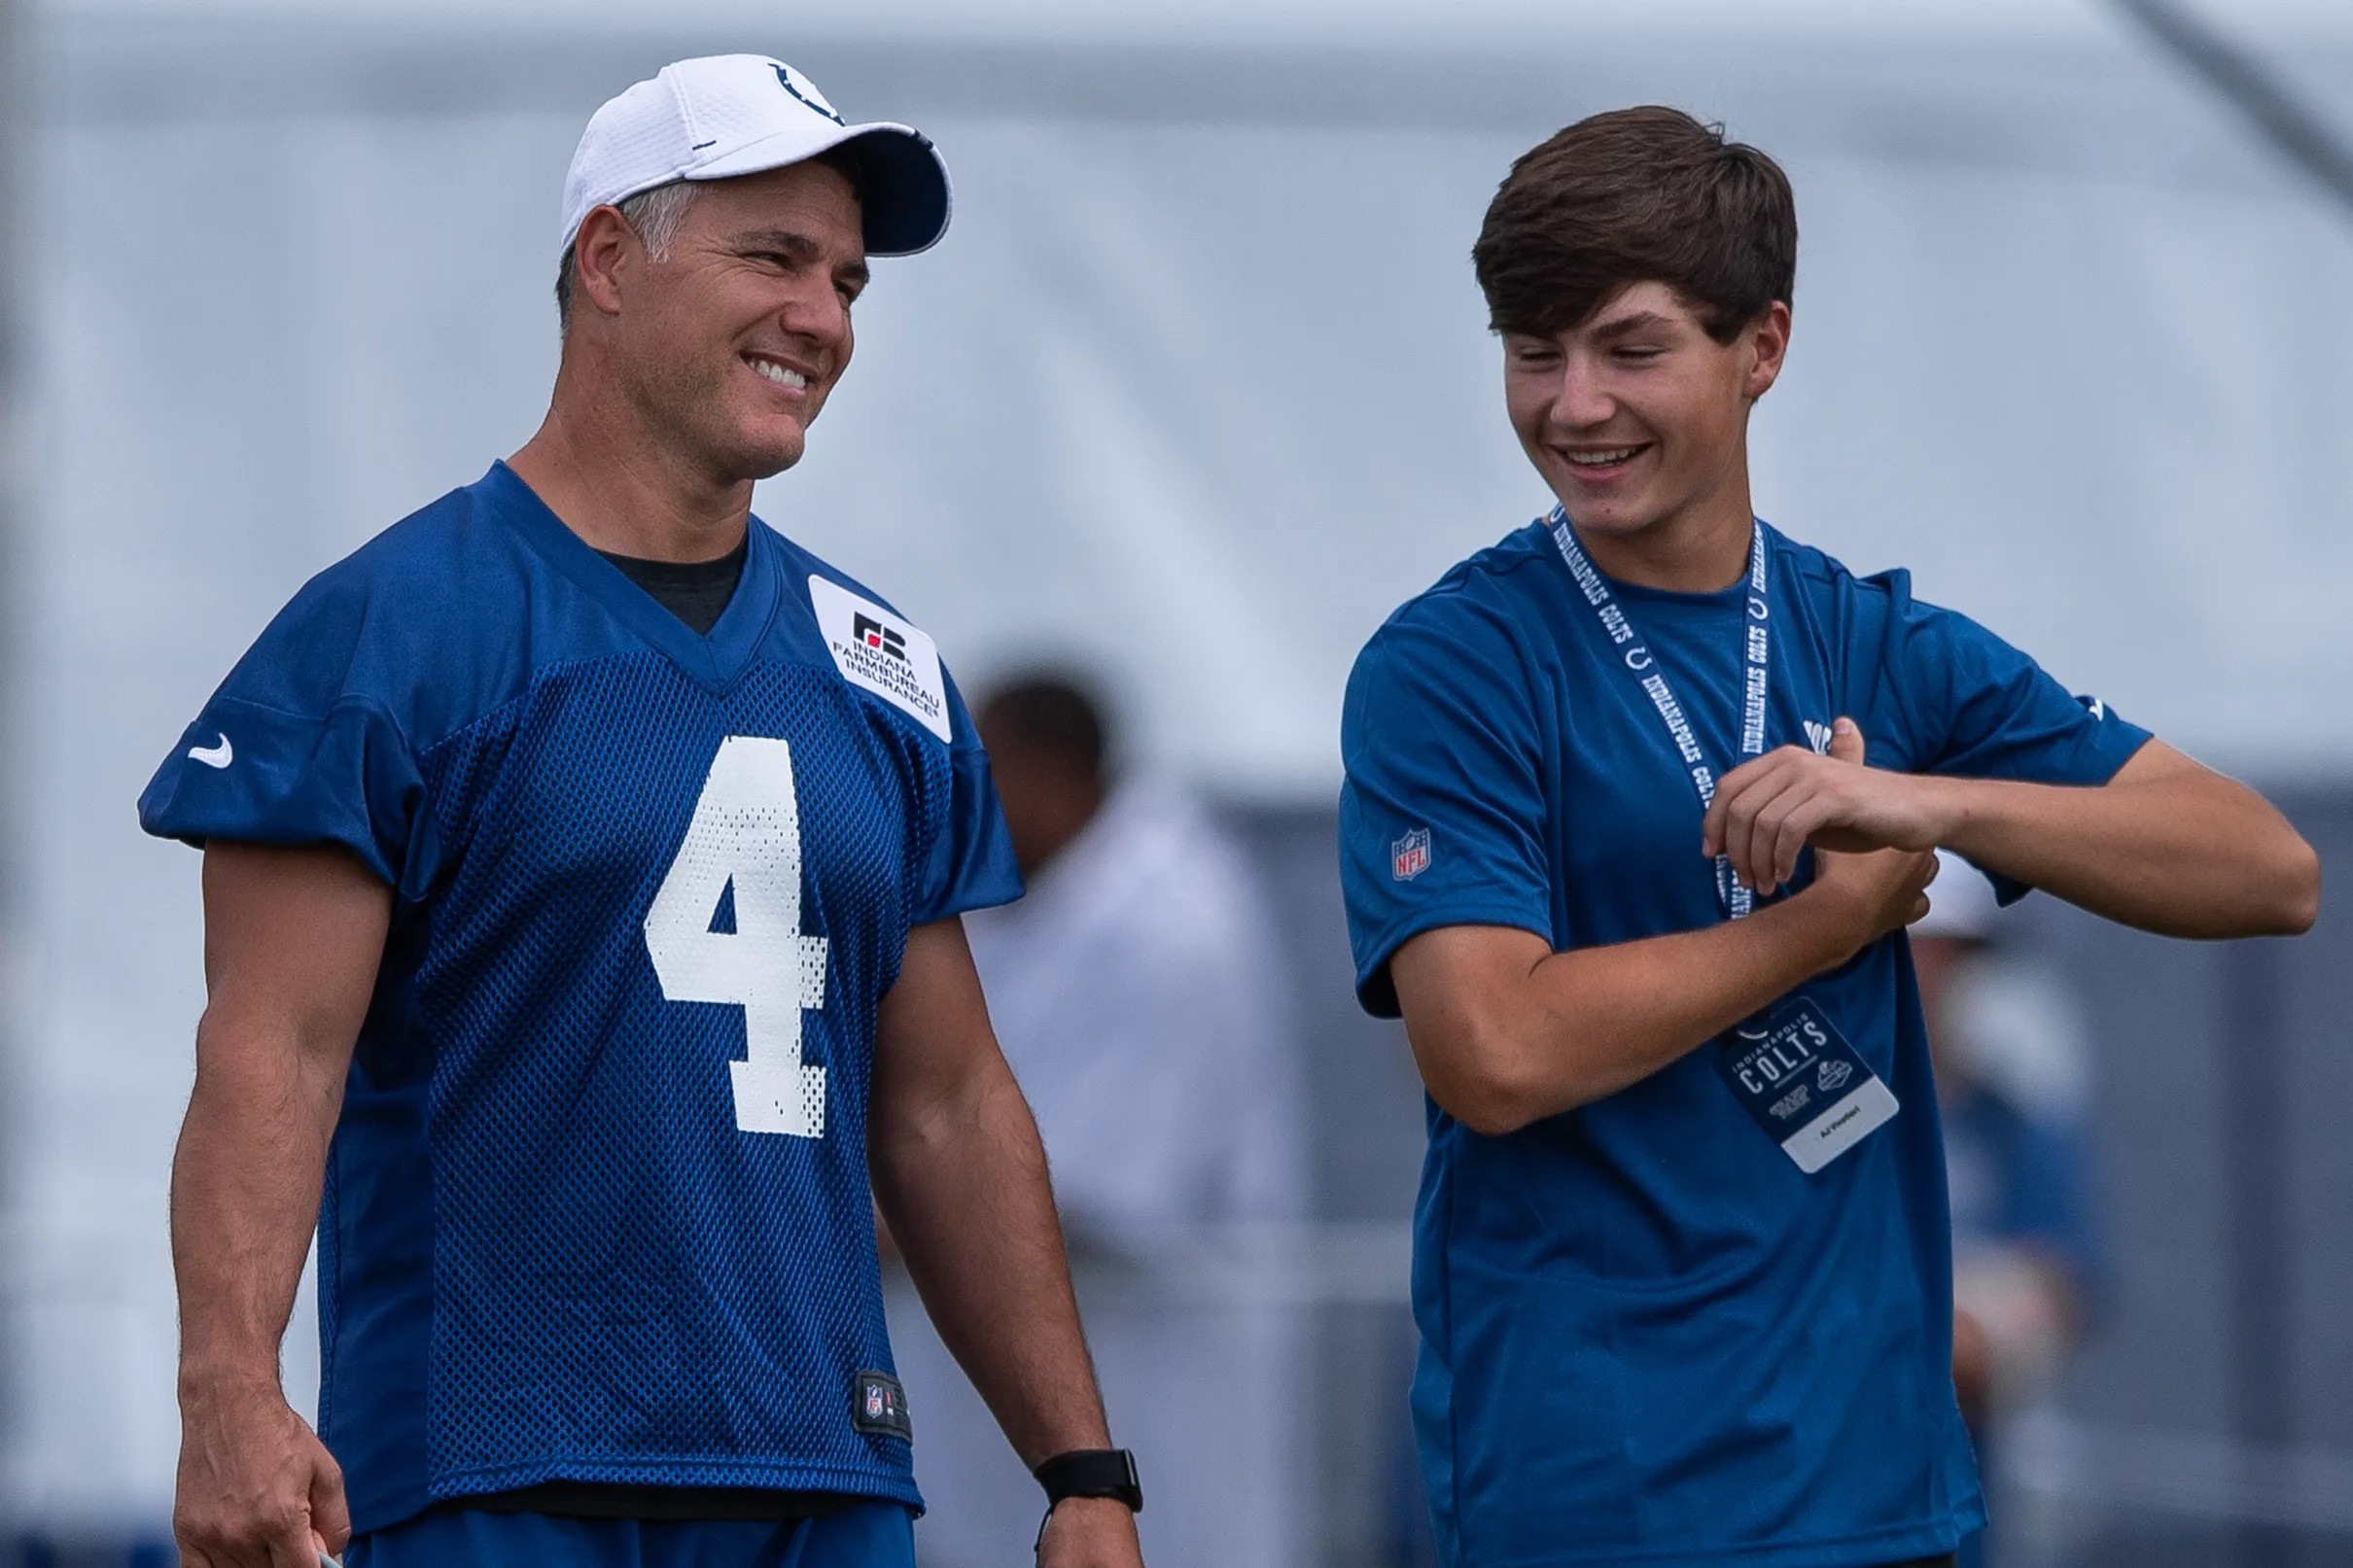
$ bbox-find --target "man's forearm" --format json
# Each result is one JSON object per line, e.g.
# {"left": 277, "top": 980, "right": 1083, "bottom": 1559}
{"left": 871, "top": 1058, "right": 1109, "bottom": 1466}
{"left": 172, "top": 1024, "right": 343, "bottom": 1393}
{"left": 1931, "top": 756, "right": 2318, "bottom": 938}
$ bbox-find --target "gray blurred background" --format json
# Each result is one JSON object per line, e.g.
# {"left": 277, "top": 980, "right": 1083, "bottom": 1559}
{"left": 3, "top": 0, "right": 2350, "bottom": 1563}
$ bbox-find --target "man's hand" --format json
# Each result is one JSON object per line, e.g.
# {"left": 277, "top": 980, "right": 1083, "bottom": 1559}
{"left": 1036, "top": 1496, "right": 1145, "bottom": 1568}
{"left": 1704, "top": 716, "right": 1953, "bottom": 896}
{"left": 174, "top": 1375, "right": 348, "bottom": 1568}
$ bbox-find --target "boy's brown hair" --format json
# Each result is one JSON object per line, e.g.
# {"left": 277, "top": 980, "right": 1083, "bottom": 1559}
{"left": 1473, "top": 107, "right": 1797, "bottom": 344}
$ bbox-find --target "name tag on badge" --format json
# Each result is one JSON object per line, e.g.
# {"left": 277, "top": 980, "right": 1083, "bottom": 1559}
{"left": 1715, "top": 998, "right": 1899, "bottom": 1174}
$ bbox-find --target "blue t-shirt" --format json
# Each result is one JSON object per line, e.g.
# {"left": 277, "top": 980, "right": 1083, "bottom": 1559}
{"left": 1338, "top": 517, "right": 2149, "bottom": 1568}
{"left": 139, "top": 463, "right": 1021, "bottom": 1531}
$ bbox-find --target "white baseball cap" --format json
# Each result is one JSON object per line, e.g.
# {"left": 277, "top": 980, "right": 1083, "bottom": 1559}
{"left": 559, "top": 54, "right": 952, "bottom": 260}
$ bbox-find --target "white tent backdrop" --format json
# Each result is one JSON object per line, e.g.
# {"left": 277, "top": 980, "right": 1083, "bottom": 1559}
{"left": 8, "top": 0, "right": 2353, "bottom": 1533}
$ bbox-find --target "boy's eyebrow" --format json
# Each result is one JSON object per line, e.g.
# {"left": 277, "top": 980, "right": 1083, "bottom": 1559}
{"left": 1587, "top": 309, "right": 1675, "bottom": 341}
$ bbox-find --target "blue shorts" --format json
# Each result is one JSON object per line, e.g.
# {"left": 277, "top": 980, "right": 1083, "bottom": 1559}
{"left": 344, "top": 1504, "right": 917, "bottom": 1568}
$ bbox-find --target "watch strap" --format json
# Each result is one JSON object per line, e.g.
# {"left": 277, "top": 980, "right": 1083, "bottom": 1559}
{"left": 1033, "top": 1447, "right": 1143, "bottom": 1513}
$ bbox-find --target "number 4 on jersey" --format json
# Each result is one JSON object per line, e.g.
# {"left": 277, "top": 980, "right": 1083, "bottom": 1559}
{"left": 645, "top": 736, "right": 829, "bottom": 1136}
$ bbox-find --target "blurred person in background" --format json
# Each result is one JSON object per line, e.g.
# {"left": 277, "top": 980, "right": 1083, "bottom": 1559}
{"left": 889, "top": 674, "right": 1308, "bottom": 1568}
{"left": 1914, "top": 855, "right": 2100, "bottom": 1568}
{"left": 135, "top": 55, "right": 1143, "bottom": 1568}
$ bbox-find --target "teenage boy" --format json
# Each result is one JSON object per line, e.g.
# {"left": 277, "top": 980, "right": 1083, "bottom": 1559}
{"left": 1337, "top": 106, "right": 2316, "bottom": 1568}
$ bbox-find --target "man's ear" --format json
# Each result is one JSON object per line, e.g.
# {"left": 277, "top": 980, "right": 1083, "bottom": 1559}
{"left": 1743, "top": 299, "right": 1792, "bottom": 401}
{"left": 571, "top": 204, "right": 640, "bottom": 320}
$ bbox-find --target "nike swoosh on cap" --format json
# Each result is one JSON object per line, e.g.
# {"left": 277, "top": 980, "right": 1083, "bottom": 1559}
{"left": 189, "top": 734, "right": 233, "bottom": 769}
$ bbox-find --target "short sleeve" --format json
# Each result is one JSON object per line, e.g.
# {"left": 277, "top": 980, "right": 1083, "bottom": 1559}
{"left": 1339, "top": 610, "right": 1552, "bottom": 1018}
{"left": 911, "top": 670, "right": 1022, "bottom": 925}
{"left": 1869, "top": 576, "right": 2153, "bottom": 903}
{"left": 1875, "top": 581, "right": 2150, "bottom": 787}
{"left": 137, "top": 575, "right": 425, "bottom": 889}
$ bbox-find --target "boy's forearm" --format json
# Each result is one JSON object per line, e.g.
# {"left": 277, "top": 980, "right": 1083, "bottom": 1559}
{"left": 1398, "top": 876, "right": 1886, "bottom": 1134}
{"left": 871, "top": 1061, "right": 1109, "bottom": 1466}
{"left": 1931, "top": 758, "right": 2318, "bottom": 937}
{"left": 1707, "top": 733, "right": 2317, "bottom": 938}
{"left": 1519, "top": 884, "right": 1870, "bottom": 1105}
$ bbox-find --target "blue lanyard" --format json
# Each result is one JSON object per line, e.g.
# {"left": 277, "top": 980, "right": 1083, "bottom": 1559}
{"left": 1547, "top": 509, "right": 1772, "bottom": 920}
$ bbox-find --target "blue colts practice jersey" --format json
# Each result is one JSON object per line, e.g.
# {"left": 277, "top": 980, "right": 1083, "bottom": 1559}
{"left": 140, "top": 463, "right": 1021, "bottom": 1531}
{"left": 1339, "top": 518, "right": 2150, "bottom": 1568}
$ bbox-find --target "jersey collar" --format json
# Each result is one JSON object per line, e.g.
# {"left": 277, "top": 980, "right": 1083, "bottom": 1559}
{"left": 476, "top": 461, "right": 782, "bottom": 691}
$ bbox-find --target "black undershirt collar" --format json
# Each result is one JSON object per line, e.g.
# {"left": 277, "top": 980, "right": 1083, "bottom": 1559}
{"left": 596, "top": 535, "right": 750, "bottom": 638}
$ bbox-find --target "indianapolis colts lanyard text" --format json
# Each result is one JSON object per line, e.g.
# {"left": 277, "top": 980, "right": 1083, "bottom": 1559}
{"left": 1548, "top": 508, "right": 1771, "bottom": 920}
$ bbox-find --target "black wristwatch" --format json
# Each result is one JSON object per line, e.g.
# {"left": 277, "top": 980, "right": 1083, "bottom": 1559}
{"left": 1033, "top": 1448, "right": 1142, "bottom": 1549}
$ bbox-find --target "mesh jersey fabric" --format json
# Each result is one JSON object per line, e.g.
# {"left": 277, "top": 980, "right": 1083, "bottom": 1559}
{"left": 139, "top": 463, "right": 1021, "bottom": 1532}
{"left": 1337, "top": 518, "right": 2150, "bottom": 1568}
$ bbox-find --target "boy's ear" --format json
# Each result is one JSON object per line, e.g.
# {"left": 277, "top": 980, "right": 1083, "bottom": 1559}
{"left": 1743, "top": 300, "right": 1792, "bottom": 401}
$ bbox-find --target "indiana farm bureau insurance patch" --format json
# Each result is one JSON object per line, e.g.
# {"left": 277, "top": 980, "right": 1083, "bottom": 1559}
{"left": 808, "top": 575, "right": 953, "bottom": 743}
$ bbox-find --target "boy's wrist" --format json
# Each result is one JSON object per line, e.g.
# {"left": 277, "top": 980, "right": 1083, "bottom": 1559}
{"left": 1914, "top": 774, "right": 1984, "bottom": 858}
{"left": 1774, "top": 874, "right": 1875, "bottom": 969}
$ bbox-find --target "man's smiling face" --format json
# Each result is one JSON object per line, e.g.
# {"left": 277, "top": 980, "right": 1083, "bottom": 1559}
{"left": 1502, "top": 280, "right": 1786, "bottom": 549}
{"left": 611, "top": 159, "right": 870, "bottom": 483}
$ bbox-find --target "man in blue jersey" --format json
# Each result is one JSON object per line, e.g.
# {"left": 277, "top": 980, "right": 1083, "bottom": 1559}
{"left": 1338, "top": 106, "right": 2318, "bottom": 1568}
{"left": 142, "top": 56, "right": 1145, "bottom": 1568}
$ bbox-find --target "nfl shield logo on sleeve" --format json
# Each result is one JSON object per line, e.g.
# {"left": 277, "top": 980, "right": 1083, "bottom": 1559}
{"left": 1392, "top": 827, "right": 1432, "bottom": 882}
{"left": 851, "top": 1371, "right": 912, "bottom": 1440}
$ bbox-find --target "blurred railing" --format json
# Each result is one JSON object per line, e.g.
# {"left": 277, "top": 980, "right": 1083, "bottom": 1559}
{"left": 2006, "top": 1411, "right": 2353, "bottom": 1537}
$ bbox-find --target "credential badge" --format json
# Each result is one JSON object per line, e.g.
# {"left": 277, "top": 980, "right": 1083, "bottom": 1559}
{"left": 1392, "top": 827, "right": 1432, "bottom": 882}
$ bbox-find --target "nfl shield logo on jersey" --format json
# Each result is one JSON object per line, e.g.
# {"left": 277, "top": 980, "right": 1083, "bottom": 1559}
{"left": 1392, "top": 826, "right": 1432, "bottom": 882}
{"left": 852, "top": 1370, "right": 912, "bottom": 1439}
